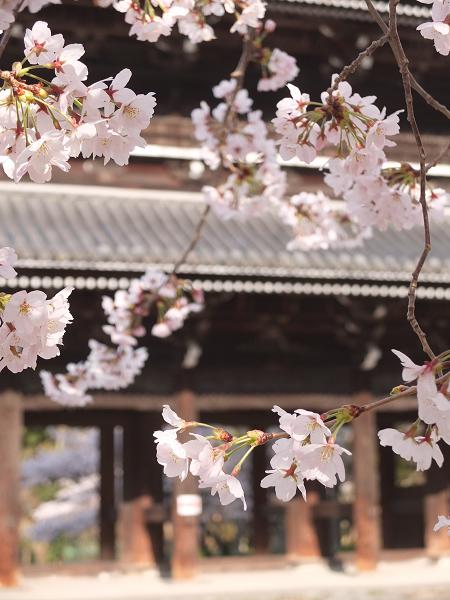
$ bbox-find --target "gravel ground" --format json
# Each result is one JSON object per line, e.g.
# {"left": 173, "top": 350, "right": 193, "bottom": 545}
{"left": 1, "top": 557, "right": 449, "bottom": 600}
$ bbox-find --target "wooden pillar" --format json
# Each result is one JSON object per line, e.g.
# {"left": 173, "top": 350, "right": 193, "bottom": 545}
{"left": 252, "top": 445, "right": 269, "bottom": 554}
{"left": 0, "top": 391, "right": 22, "bottom": 587}
{"left": 285, "top": 489, "right": 321, "bottom": 560}
{"left": 171, "top": 390, "right": 200, "bottom": 580}
{"left": 352, "top": 397, "right": 381, "bottom": 571}
{"left": 119, "top": 413, "right": 163, "bottom": 567}
{"left": 100, "top": 424, "right": 116, "bottom": 561}
{"left": 424, "top": 443, "right": 450, "bottom": 558}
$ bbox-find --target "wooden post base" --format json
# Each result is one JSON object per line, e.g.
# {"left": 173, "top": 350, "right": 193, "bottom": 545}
{"left": 352, "top": 396, "right": 381, "bottom": 571}
{"left": 0, "top": 392, "right": 22, "bottom": 587}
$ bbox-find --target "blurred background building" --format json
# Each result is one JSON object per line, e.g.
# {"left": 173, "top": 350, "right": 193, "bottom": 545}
{"left": 0, "top": 0, "right": 449, "bottom": 585}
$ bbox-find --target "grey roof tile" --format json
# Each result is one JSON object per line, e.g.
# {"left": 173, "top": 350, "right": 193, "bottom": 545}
{"left": 0, "top": 182, "right": 450, "bottom": 284}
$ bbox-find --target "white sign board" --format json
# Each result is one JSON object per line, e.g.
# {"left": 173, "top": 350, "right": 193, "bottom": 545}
{"left": 176, "top": 494, "right": 202, "bottom": 517}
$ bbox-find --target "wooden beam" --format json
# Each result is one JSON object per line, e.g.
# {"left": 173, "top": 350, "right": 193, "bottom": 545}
{"left": 352, "top": 394, "right": 382, "bottom": 571}
{"left": 99, "top": 424, "right": 116, "bottom": 561}
{"left": 171, "top": 390, "right": 200, "bottom": 580}
{"left": 0, "top": 391, "right": 22, "bottom": 587}
{"left": 21, "top": 392, "right": 418, "bottom": 413}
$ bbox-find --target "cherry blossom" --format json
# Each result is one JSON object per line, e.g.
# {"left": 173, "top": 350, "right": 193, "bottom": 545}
{"left": 0, "top": 22, "right": 156, "bottom": 183}
{"left": 378, "top": 427, "right": 444, "bottom": 471}
{"left": 193, "top": 84, "right": 286, "bottom": 218}
{"left": 1, "top": 0, "right": 447, "bottom": 548}
{"left": 24, "top": 20, "right": 64, "bottom": 65}
{"left": 102, "top": 269, "right": 203, "bottom": 345}
{"left": 41, "top": 341, "right": 148, "bottom": 406}
{"left": 184, "top": 434, "right": 225, "bottom": 480}
{"left": 430, "top": 381, "right": 450, "bottom": 412}
{"left": 296, "top": 440, "right": 351, "bottom": 487}
{"left": 0, "top": 247, "right": 17, "bottom": 279}
{"left": 417, "top": 0, "right": 450, "bottom": 56}
{"left": 272, "top": 405, "right": 330, "bottom": 444}
{"left": 156, "top": 432, "right": 189, "bottom": 481}
{"left": 433, "top": 515, "right": 450, "bottom": 535}
{"left": 269, "top": 437, "right": 296, "bottom": 470}
{"left": 391, "top": 349, "right": 436, "bottom": 383}
{"left": 22, "top": 428, "right": 100, "bottom": 544}
{"left": 273, "top": 77, "right": 395, "bottom": 166}
{"left": 0, "top": 284, "right": 73, "bottom": 374}
{"left": 42, "top": 269, "right": 202, "bottom": 406}
{"left": 257, "top": 48, "right": 299, "bottom": 92}
{"left": 40, "top": 368, "right": 92, "bottom": 407}
{"left": 22, "top": 428, "right": 99, "bottom": 486}
{"left": 162, "top": 404, "right": 186, "bottom": 429}
{"left": 92, "top": 0, "right": 266, "bottom": 45}
{"left": 260, "top": 465, "right": 306, "bottom": 502}
{"left": 390, "top": 349, "right": 448, "bottom": 428}
{"left": 200, "top": 472, "right": 247, "bottom": 509}
{"left": 277, "top": 191, "right": 369, "bottom": 251}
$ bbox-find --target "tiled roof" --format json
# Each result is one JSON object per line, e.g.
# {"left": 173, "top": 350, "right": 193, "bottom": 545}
{"left": 272, "top": 0, "right": 430, "bottom": 23}
{"left": 0, "top": 183, "right": 450, "bottom": 292}
{"left": 1, "top": 183, "right": 450, "bottom": 290}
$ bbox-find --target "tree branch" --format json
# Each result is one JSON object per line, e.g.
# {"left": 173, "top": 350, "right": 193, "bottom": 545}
{"left": 385, "top": 0, "right": 435, "bottom": 359}
{"left": 359, "top": 371, "right": 450, "bottom": 414}
{"left": 426, "top": 141, "right": 450, "bottom": 173}
{"left": 171, "top": 204, "right": 210, "bottom": 274}
{"left": 222, "top": 27, "right": 257, "bottom": 130}
{"left": 169, "top": 30, "right": 259, "bottom": 276}
{"left": 0, "top": 1, "right": 20, "bottom": 62}
{"left": 328, "top": 33, "right": 389, "bottom": 94}
{"left": 365, "top": 0, "right": 450, "bottom": 121}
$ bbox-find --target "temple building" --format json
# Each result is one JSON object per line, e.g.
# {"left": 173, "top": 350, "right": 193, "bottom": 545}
{"left": 0, "top": 0, "right": 449, "bottom": 586}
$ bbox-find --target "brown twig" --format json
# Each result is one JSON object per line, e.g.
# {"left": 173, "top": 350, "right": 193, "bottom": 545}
{"left": 359, "top": 371, "right": 450, "bottom": 414}
{"left": 426, "top": 141, "right": 450, "bottom": 173}
{"left": 221, "top": 27, "right": 257, "bottom": 131}
{"left": 0, "top": 26, "right": 13, "bottom": 61}
{"left": 364, "top": 0, "right": 450, "bottom": 121}
{"left": 171, "top": 204, "right": 211, "bottom": 274}
{"left": 328, "top": 33, "right": 389, "bottom": 94}
{"left": 0, "top": 0, "right": 23, "bottom": 62}
{"left": 170, "top": 29, "right": 259, "bottom": 278}
{"left": 386, "top": 0, "right": 435, "bottom": 360}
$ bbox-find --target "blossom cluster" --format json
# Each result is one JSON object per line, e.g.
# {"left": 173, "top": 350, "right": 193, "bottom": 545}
{"left": 273, "top": 79, "right": 395, "bottom": 164}
{"left": 0, "top": 21, "right": 156, "bottom": 183}
{"left": 3, "top": 0, "right": 268, "bottom": 46}
{"left": 378, "top": 349, "right": 450, "bottom": 471}
{"left": 192, "top": 79, "right": 287, "bottom": 218}
{"left": 41, "top": 269, "right": 204, "bottom": 406}
{"left": 417, "top": 0, "right": 450, "bottom": 55}
{"left": 325, "top": 157, "right": 449, "bottom": 233}
{"left": 254, "top": 20, "right": 299, "bottom": 92}
{"left": 102, "top": 269, "right": 204, "bottom": 343}
{"left": 27, "top": 474, "right": 98, "bottom": 542}
{"left": 0, "top": 0, "right": 59, "bottom": 32}
{"left": 277, "top": 191, "right": 370, "bottom": 251}
{"left": 274, "top": 79, "right": 449, "bottom": 234}
{"left": 154, "top": 403, "right": 352, "bottom": 508}
{"left": 156, "top": 348, "right": 450, "bottom": 532}
{"left": 0, "top": 246, "right": 73, "bottom": 373}
{"left": 100, "top": 0, "right": 265, "bottom": 44}
{"left": 257, "top": 47, "right": 299, "bottom": 92}
{"left": 22, "top": 427, "right": 100, "bottom": 543}
{"left": 22, "top": 427, "right": 99, "bottom": 486}
{"left": 40, "top": 340, "right": 149, "bottom": 406}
